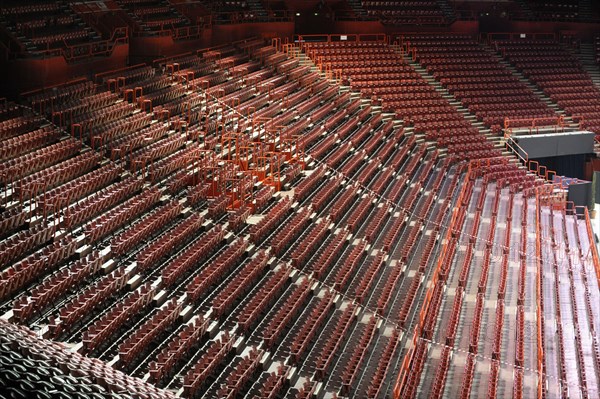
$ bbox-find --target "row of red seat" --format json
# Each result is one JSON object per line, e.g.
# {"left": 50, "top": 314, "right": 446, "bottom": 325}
{"left": 340, "top": 315, "right": 378, "bottom": 395}
{"left": 400, "top": 332, "right": 428, "bottom": 397}
{"left": 64, "top": 176, "right": 143, "bottom": 229}
{"left": 40, "top": 163, "right": 121, "bottom": 215}
{"left": 227, "top": 205, "right": 250, "bottom": 232}
{"left": 149, "top": 316, "right": 209, "bottom": 383}
{"left": 111, "top": 200, "right": 182, "bottom": 257}
{"left": 0, "top": 138, "right": 81, "bottom": 183}
{"left": 354, "top": 254, "right": 385, "bottom": 304}
{"left": 0, "top": 221, "right": 56, "bottom": 268}
{"left": 397, "top": 267, "right": 423, "bottom": 326}
{"left": 0, "top": 233, "right": 75, "bottom": 301}
{"left": 82, "top": 283, "right": 157, "bottom": 352}
{"left": 468, "top": 293, "right": 485, "bottom": 354}
{"left": 216, "top": 348, "right": 265, "bottom": 399}
{"left": 309, "top": 229, "right": 349, "bottom": 279}
{"left": 356, "top": 159, "right": 381, "bottom": 187}
{"left": 207, "top": 194, "right": 230, "bottom": 219}
{"left": 186, "top": 182, "right": 210, "bottom": 207}
{"left": 269, "top": 206, "right": 311, "bottom": 257}
{"left": 72, "top": 102, "right": 135, "bottom": 133}
{"left": 330, "top": 240, "right": 367, "bottom": 292}
{"left": 261, "top": 277, "right": 312, "bottom": 347}
{"left": 429, "top": 346, "right": 452, "bottom": 398}
{"left": 54, "top": 91, "right": 119, "bottom": 122}
{"left": 258, "top": 364, "right": 290, "bottom": 399}
{"left": 0, "top": 125, "right": 60, "bottom": 161}
{"left": 12, "top": 251, "right": 102, "bottom": 323}
{"left": 119, "top": 299, "right": 183, "bottom": 366}
{"left": 100, "top": 65, "right": 156, "bottom": 87}
{"left": 287, "top": 290, "right": 333, "bottom": 363}
{"left": 0, "top": 208, "right": 27, "bottom": 237}
{"left": 0, "top": 114, "right": 44, "bottom": 140}
{"left": 27, "top": 80, "right": 96, "bottom": 115}
{"left": 182, "top": 332, "right": 236, "bottom": 397}
{"left": 106, "top": 123, "right": 167, "bottom": 161}
{"left": 210, "top": 250, "right": 268, "bottom": 317}
{"left": 236, "top": 266, "right": 291, "bottom": 332}
{"left": 366, "top": 329, "right": 400, "bottom": 398}
{"left": 161, "top": 225, "right": 224, "bottom": 287}
{"left": 363, "top": 204, "right": 390, "bottom": 243}
{"left": 49, "top": 266, "right": 129, "bottom": 338}
{"left": 83, "top": 187, "right": 161, "bottom": 244}
{"left": 17, "top": 151, "right": 102, "bottom": 197}
{"left": 310, "top": 134, "right": 338, "bottom": 160}
{"left": 369, "top": 165, "right": 395, "bottom": 195}
{"left": 135, "top": 212, "right": 203, "bottom": 272}
{"left": 339, "top": 150, "right": 366, "bottom": 177}
{"left": 342, "top": 193, "right": 372, "bottom": 232}
{"left": 186, "top": 238, "right": 248, "bottom": 302}
{"left": 314, "top": 303, "right": 356, "bottom": 379}
{"left": 93, "top": 112, "right": 152, "bottom": 147}
{"left": 288, "top": 218, "right": 330, "bottom": 268}
{"left": 253, "top": 186, "right": 274, "bottom": 213}
{"left": 309, "top": 177, "right": 341, "bottom": 212}
{"left": 248, "top": 196, "right": 291, "bottom": 243}
{"left": 375, "top": 263, "right": 403, "bottom": 316}
{"left": 130, "top": 134, "right": 186, "bottom": 169}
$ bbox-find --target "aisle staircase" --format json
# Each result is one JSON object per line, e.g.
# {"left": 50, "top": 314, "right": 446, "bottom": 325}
{"left": 574, "top": 42, "right": 600, "bottom": 88}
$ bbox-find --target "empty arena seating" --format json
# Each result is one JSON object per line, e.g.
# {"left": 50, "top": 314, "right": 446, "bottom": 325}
{"left": 404, "top": 33, "right": 556, "bottom": 129}
{"left": 495, "top": 37, "right": 600, "bottom": 134}
{"left": 0, "top": 2, "right": 101, "bottom": 53}
{"left": 304, "top": 40, "right": 498, "bottom": 160}
{"left": 527, "top": 0, "right": 580, "bottom": 20}
{"left": 117, "top": 0, "right": 191, "bottom": 33}
{"left": 1, "top": 32, "right": 598, "bottom": 399}
{"left": 361, "top": 1, "right": 447, "bottom": 24}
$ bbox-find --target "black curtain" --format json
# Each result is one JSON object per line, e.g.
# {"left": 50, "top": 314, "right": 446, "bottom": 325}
{"left": 531, "top": 154, "right": 586, "bottom": 180}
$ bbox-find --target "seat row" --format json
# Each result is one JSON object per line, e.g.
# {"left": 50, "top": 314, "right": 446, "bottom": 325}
{"left": 185, "top": 238, "right": 248, "bottom": 302}
{"left": 0, "top": 138, "right": 81, "bottom": 184}
{"left": 236, "top": 267, "right": 291, "bottom": 332}
{"left": 0, "top": 125, "right": 60, "bottom": 161}
{"left": 160, "top": 225, "right": 224, "bottom": 287}
{"left": 40, "top": 163, "right": 122, "bottom": 216}
{"left": 288, "top": 291, "right": 334, "bottom": 364}
{"left": 288, "top": 218, "right": 330, "bottom": 268}
{"left": 17, "top": 151, "right": 103, "bottom": 197}
{"left": 0, "top": 234, "right": 75, "bottom": 301}
{"left": 49, "top": 266, "right": 130, "bottom": 338}
{"left": 83, "top": 187, "right": 161, "bottom": 244}
{"left": 314, "top": 303, "right": 356, "bottom": 379}
{"left": 182, "top": 332, "right": 236, "bottom": 397}
{"left": 270, "top": 206, "right": 312, "bottom": 257}
{"left": 216, "top": 348, "right": 264, "bottom": 399}
{"left": 136, "top": 213, "right": 204, "bottom": 272}
{"left": 119, "top": 299, "right": 183, "bottom": 367}
{"left": 261, "top": 277, "right": 312, "bottom": 347}
{"left": 64, "top": 176, "right": 143, "bottom": 229}
{"left": 339, "top": 316, "right": 378, "bottom": 395}
{"left": 329, "top": 240, "right": 367, "bottom": 292}
{"left": 12, "top": 252, "right": 102, "bottom": 323}
{"left": 82, "top": 283, "right": 157, "bottom": 352}
{"left": 310, "top": 230, "right": 350, "bottom": 279}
